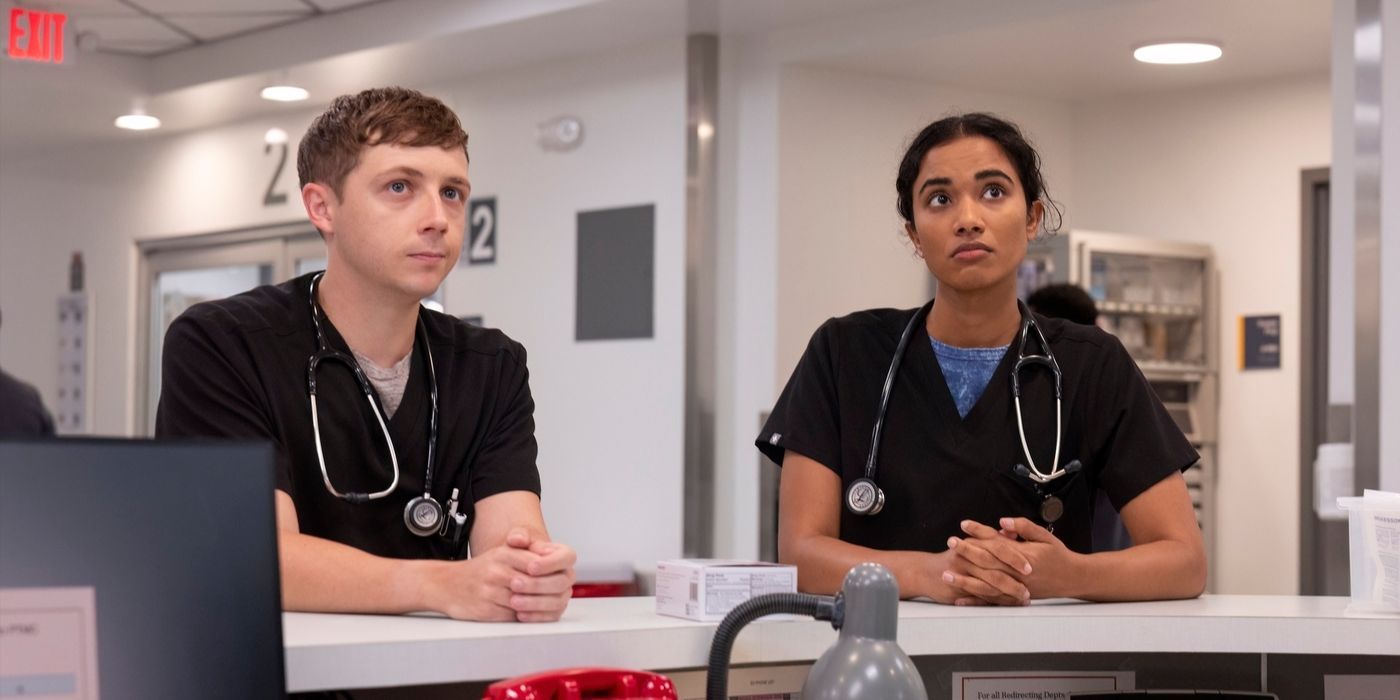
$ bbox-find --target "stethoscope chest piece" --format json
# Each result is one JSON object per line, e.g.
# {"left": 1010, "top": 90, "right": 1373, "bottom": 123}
{"left": 404, "top": 495, "right": 445, "bottom": 537}
{"left": 845, "top": 478, "right": 885, "bottom": 516}
{"left": 1038, "top": 494, "right": 1064, "bottom": 526}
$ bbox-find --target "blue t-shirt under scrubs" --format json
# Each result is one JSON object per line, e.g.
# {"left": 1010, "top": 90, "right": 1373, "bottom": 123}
{"left": 930, "top": 338, "right": 1009, "bottom": 418}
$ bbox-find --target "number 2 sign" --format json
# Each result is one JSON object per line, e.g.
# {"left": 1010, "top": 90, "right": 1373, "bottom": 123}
{"left": 467, "top": 198, "right": 497, "bottom": 265}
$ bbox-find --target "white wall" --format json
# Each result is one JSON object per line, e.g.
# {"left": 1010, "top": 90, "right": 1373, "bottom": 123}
{"left": 0, "top": 39, "right": 688, "bottom": 570}
{"left": 1072, "top": 76, "right": 1331, "bottom": 594}
{"left": 775, "top": 66, "right": 1077, "bottom": 381}
{"left": 440, "top": 41, "right": 688, "bottom": 567}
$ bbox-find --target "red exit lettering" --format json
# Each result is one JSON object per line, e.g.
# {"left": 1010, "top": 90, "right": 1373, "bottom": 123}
{"left": 7, "top": 8, "right": 67, "bottom": 64}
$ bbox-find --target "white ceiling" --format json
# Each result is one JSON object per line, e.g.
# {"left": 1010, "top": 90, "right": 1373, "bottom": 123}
{"left": 800, "top": 0, "right": 1332, "bottom": 100}
{"left": 18, "top": 0, "right": 381, "bottom": 56}
{"left": 0, "top": 0, "right": 1333, "bottom": 157}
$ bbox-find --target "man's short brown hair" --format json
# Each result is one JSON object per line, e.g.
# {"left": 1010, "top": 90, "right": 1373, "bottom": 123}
{"left": 297, "top": 87, "right": 469, "bottom": 197}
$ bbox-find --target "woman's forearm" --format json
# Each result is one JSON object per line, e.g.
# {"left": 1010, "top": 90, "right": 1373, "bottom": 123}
{"left": 1070, "top": 539, "right": 1207, "bottom": 602}
{"left": 781, "top": 534, "right": 944, "bottom": 599}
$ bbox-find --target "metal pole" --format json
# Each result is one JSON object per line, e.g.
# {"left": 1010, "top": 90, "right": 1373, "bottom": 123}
{"left": 684, "top": 34, "right": 719, "bottom": 557}
{"left": 1354, "top": 0, "right": 1382, "bottom": 493}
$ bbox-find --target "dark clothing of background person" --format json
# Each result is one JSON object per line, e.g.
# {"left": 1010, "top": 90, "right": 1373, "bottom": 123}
{"left": 0, "top": 368, "right": 55, "bottom": 437}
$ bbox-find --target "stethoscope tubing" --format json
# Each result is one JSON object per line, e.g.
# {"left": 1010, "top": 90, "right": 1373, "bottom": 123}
{"left": 312, "top": 390, "right": 401, "bottom": 501}
{"left": 306, "top": 272, "right": 438, "bottom": 507}
{"left": 857, "top": 299, "right": 1070, "bottom": 508}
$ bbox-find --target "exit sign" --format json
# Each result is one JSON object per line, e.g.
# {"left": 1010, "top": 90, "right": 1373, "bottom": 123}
{"left": 7, "top": 8, "right": 67, "bottom": 64}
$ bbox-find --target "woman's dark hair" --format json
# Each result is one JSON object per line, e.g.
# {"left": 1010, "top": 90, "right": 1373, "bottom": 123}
{"left": 895, "top": 112, "right": 1062, "bottom": 234}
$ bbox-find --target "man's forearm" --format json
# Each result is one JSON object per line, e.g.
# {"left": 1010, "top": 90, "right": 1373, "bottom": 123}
{"left": 278, "top": 531, "right": 441, "bottom": 614}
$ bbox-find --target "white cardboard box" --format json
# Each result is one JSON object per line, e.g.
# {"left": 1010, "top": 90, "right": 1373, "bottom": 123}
{"left": 655, "top": 559, "right": 797, "bottom": 621}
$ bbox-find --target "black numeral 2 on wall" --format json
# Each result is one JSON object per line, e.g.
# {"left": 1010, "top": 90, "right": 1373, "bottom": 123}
{"left": 468, "top": 197, "right": 497, "bottom": 265}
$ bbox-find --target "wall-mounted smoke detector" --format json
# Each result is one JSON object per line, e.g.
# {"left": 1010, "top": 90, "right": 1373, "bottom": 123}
{"left": 537, "top": 115, "right": 584, "bottom": 152}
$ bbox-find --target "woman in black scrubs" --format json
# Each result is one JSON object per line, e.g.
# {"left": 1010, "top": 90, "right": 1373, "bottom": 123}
{"left": 758, "top": 113, "right": 1206, "bottom": 606}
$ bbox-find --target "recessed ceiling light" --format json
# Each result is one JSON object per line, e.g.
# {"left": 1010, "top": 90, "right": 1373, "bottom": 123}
{"left": 1133, "top": 42, "right": 1223, "bottom": 65}
{"left": 114, "top": 113, "right": 161, "bottom": 130}
{"left": 261, "top": 85, "right": 309, "bottom": 102}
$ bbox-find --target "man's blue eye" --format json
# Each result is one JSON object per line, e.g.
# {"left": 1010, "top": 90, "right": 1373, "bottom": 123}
{"left": 389, "top": 181, "right": 407, "bottom": 194}
{"left": 443, "top": 188, "right": 460, "bottom": 200}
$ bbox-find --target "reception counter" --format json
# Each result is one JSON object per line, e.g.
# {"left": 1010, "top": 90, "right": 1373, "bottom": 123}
{"left": 283, "top": 594, "right": 1398, "bottom": 693}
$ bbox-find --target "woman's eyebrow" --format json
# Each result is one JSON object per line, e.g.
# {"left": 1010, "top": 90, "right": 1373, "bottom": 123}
{"left": 918, "top": 177, "right": 952, "bottom": 194}
{"left": 975, "top": 169, "right": 1013, "bottom": 181}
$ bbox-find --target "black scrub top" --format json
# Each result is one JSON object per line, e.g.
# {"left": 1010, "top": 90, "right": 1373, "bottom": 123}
{"left": 155, "top": 273, "right": 541, "bottom": 561}
{"left": 757, "top": 302, "right": 1198, "bottom": 555}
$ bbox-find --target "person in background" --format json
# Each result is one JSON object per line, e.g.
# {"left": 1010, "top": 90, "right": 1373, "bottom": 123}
{"left": 1026, "top": 283, "right": 1098, "bottom": 327}
{"left": 0, "top": 309, "right": 56, "bottom": 438}
{"left": 1027, "top": 283, "right": 1134, "bottom": 553}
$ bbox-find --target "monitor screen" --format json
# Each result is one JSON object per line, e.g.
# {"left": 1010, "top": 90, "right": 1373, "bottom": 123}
{"left": 0, "top": 439, "right": 284, "bottom": 699}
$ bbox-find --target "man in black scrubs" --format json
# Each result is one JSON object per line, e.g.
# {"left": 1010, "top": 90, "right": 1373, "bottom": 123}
{"left": 157, "top": 87, "right": 575, "bottom": 622}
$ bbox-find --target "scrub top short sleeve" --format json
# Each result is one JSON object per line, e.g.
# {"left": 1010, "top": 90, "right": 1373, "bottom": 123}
{"left": 465, "top": 342, "right": 542, "bottom": 503}
{"left": 1088, "top": 336, "right": 1200, "bottom": 511}
{"left": 758, "top": 320, "right": 843, "bottom": 471}
{"left": 158, "top": 309, "right": 296, "bottom": 495}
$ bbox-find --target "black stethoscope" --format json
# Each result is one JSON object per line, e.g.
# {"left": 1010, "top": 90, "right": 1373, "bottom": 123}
{"left": 306, "top": 272, "right": 466, "bottom": 540}
{"left": 845, "top": 300, "right": 1083, "bottom": 528}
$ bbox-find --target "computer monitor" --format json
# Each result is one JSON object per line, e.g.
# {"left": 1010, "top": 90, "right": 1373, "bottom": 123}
{"left": 0, "top": 439, "right": 285, "bottom": 699}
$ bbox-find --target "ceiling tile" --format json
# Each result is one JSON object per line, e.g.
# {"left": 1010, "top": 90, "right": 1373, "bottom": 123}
{"left": 9, "top": 0, "right": 136, "bottom": 17}
{"left": 66, "top": 14, "right": 190, "bottom": 44}
{"left": 303, "top": 0, "right": 381, "bottom": 12}
{"left": 132, "top": 0, "right": 311, "bottom": 13}
{"left": 163, "top": 12, "right": 308, "bottom": 42}
{"left": 99, "top": 37, "right": 192, "bottom": 55}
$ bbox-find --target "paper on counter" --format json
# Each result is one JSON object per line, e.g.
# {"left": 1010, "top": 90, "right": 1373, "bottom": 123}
{"left": 1360, "top": 490, "right": 1400, "bottom": 611}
